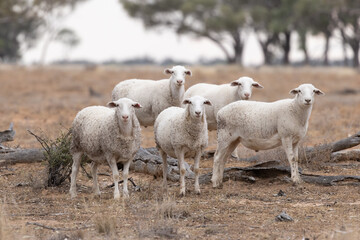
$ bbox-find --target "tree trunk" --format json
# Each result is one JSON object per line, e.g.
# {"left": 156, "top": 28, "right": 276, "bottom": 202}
{"left": 342, "top": 37, "right": 349, "bottom": 66}
{"left": 232, "top": 31, "right": 243, "bottom": 65}
{"left": 282, "top": 31, "right": 291, "bottom": 65}
{"left": 350, "top": 41, "right": 359, "bottom": 68}
{"left": 323, "top": 33, "right": 330, "bottom": 66}
{"left": 299, "top": 31, "right": 309, "bottom": 65}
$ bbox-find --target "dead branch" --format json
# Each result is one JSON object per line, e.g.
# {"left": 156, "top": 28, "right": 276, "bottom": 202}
{"left": 330, "top": 149, "right": 360, "bottom": 162}
{"left": 0, "top": 123, "right": 15, "bottom": 143}
{"left": 0, "top": 149, "right": 45, "bottom": 166}
{"left": 106, "top": 177, "right": 138, "bottom": 189}
{"left": 26, "top": 222, "right": 91, "bottom": 231}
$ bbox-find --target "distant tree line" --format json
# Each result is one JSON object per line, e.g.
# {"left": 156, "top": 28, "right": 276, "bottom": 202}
{"left": 120, "top": 0, "right": 360, "bottom": 67}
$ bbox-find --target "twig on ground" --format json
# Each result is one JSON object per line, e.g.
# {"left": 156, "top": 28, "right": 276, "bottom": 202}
{"left": 0, "top": 173, "right": 14, "bottom": 177}
{"left": 81, "top": 164, "right": 92, "bottom": 179}
{"left": 106, "top": 177, "right": 138, "bottom": 188}
{"left": 26, "top": 222, "right": 92, "bottom": 231}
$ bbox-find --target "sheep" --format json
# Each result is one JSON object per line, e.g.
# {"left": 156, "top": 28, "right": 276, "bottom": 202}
{"left": 184, "top": 76, "right": 263, "bottom": 158}
{"left": 112, "top": 65, "right": 192, "bottom": 127}
{"left": 211, "top": 84, "right": 324, "bottom": 188}
{"left": 184, "top": 77, "right": 263, "bottom": 130}
{"left": 154, "top": 96, "right": 212, "bottom": 196}
{"left": 69, "top": 98, "right": 142, "bottom": 199}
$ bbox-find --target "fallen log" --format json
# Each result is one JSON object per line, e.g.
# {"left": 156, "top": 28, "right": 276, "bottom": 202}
{"left": 199, "top": 160, "right": 360, "bottom": 186}
{"left": 330, "top": 149, "right": 360, "bottom": 162}
{"left": 0, "top": 147, "right": 194, "bottom": 181}
{"left": 0, "top": 148, "right": 45, "bottom": 166}
{"left": 132, "top": 147, "right": 194, "bottom": 181}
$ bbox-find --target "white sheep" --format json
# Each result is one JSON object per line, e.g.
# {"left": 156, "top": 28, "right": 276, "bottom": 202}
{"left": 211, "top": 84, "right": 324, "bottom": 188}
{"left": 184, "top": 77, "right": 263, "bottom": 130}
{"left": 69, "top": 98, "right": 142, "bottom": 199}
{"left": 154, "top": 96, "right": 212, "bottom": 196}
{"left": 184, "top": 76, "right": 263, "bottom": 158}
{"left": 112, "top": 65, "right": 192, "bottom": 127}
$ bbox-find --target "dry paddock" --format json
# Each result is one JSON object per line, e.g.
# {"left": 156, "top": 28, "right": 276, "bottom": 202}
{"left": 0, "top": 65, "right": 360, "bottom": 239}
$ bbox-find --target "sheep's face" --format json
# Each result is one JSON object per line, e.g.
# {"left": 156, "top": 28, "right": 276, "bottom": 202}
{"left": 183, "top": 96, "right": 212, "bottom": 120}
{"left": 231, "top": 77, "right": 263, "bottom": 100}
{"left": 165, "top": 65, "right": 192, "bottom": 87}
{"left": 290, "top": 84, "right": 324, "bottom": 107}
{"left": 107, "top": 98, "right": 142, "bottom": 123}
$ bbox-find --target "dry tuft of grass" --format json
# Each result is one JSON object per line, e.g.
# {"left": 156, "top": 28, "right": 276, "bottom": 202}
{"left": 94, "top": 214, "right": 117, "bottom": 236}
{"left": 156, "top": 198, "right": 176, "bottom": 219}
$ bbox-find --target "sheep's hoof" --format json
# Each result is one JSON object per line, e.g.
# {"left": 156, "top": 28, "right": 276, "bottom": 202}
{"left": 179, "top": 191, "right": 185, "bottom": 197}
{"left": 114, "top": 193, "right": 121, "bottom": 200}
{"left": 195, "top": 189, "right": 201, "bottom": 195}
{"left": 70, "top": 191, "right": 77, "bottom": 199}
{"left": 211, "top": 179, "right": 223, "bottom": 189}
{"left": 94, "top": 191, "right": 101, "bottom": 196}
{"left": 292, "top": 178, "right": 303, "bottom": 186}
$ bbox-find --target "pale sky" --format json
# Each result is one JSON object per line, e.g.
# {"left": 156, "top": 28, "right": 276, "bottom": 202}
{"left": 22, "top": 0, "right": 349, "bottom": 66}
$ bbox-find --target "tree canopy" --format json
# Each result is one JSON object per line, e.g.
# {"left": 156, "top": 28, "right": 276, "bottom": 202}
{"left": 0, "top": 0, "right": 85, "bottom": 62}
{"left": 120, "top": 0, "right": 360, "bottom": 67}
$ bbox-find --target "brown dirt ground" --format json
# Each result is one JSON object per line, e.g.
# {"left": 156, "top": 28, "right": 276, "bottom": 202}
{"left": 0, "top": 65, "right": 360, "bottom": 239}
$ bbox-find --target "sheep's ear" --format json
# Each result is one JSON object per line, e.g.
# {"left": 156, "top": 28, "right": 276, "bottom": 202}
{"left": 204, "top": 100, "right": 212, "bottom": 106}
{"left": 314, "top": 88, "right": 325, "bottom": 95}
{"left": 132, "top": 102, "right": 142, "bottom": 108}
{"left": 184, "top": 70, "right": 192, "bottom": 76}
{"left": 107, "top": 101, "right": 117, "bottom": 108}
{"left": 164, "top": 68, "right": 173, "bottom": 75}
{"left": 182, "top": 99, "right": 192, "bottom": 105}
{"left": 252, "top": 82, "right": 264, "bottom": 88}
{"left": 290, "top": 88, "right": 300, "bottom": 95}
{"left": 230, "top": 81, "right": 240, "bottom": 86}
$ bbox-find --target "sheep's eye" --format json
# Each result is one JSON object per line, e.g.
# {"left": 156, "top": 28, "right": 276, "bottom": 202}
{"left": 298, "top": 90, "right": 301, "bottom": 93}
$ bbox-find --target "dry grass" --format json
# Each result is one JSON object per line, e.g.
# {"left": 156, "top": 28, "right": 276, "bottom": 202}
{"left": 0, "top": 65, "right": 360, "bottom": 239}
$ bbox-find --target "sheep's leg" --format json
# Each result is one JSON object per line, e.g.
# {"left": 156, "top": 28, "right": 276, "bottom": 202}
{"left": 91, "top": 161, "right": 100, "bottom": 196}
{"left": 176, "top": 149, "right": 186, "bottom": 196}
{"left": 69, "top": 151, "right": 82, "bottom": 198}
{"left": 107, "top": 155, "right": 121, "bottom": 200}
{"left": 212, "top": 138, "right": 240, "bottom": 188}
{"left": 194, "top": 151, "right": 202, "bottom": 194}
{"left": 122, "top": 160, "right": 131, "bottom": 198}
{"left": 292, "top": 142, "right": 302, "bottom": 184}
{"left": 159, "top": 149, "right": 168, "bottom": 191}
{"left": 282, "top": 138, "right": 301, "bottom": 185}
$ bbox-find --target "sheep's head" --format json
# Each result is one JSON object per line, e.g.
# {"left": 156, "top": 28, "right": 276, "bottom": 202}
{"left": 107, "top": 98, "right": 142, "bottom": 123}
{"left": 230, "top": 77, "right": 263, "bottom": 100}
{"left": 183, "top": 96, "right": 211, "bottom": 120}
{"left": 164, "top": 65, "right": 191, "bottom": 87}
{"left": 290, "top": 84, "right": 324, "bottom": 107}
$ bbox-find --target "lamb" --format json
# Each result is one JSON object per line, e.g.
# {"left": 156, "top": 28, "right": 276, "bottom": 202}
{"left": 184, "top": 76, "right": 263, "bottom": 130}
{"left": 69, "top": 98, "right": 142, "bottom": 199}
{"left": 154, "top": 96, "right": 212, "bottom": 196}
{"left": 211, "top": 84, "right": 324, "bottom": 188}
{"left": 112, "top": 65, "right": 192, "bottom": 127}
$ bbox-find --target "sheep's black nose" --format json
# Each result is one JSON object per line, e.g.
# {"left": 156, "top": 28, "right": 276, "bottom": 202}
{"left": 305, "top": 99, "right": 311, "bottom": 103}
{"left": 195, "top": 111, "right": 201, "bottom": 115}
